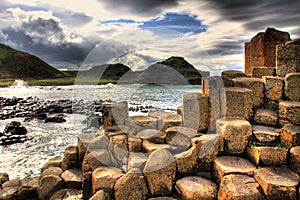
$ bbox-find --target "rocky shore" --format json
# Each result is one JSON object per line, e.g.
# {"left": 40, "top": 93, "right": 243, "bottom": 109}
{"left": 0, "top": 27, "right": 300, "bottom": 200}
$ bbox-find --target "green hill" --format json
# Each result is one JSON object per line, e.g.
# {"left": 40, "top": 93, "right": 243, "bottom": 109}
{"left": 0, "top": 43, "right": 66, "bottom": 79}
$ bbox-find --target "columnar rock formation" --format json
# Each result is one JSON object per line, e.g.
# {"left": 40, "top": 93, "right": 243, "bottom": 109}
{"left": 0, "top": 27, "right": 300, "bottom": 200}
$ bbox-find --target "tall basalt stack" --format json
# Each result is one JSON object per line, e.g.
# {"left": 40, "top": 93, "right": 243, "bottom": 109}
{"left": 244, "top": 27, "right": 290, "bottom": 76}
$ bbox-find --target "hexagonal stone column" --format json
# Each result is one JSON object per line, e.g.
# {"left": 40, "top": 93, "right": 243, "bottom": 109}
{"left": 218, "top": 174, "right": 264, "bottom": 200}
{"left": 254, "top": 166, "right": 299, "bottom": 199}
{"left": 284, "top": 73, "right": 300, "bottom": 101}
{"left": 216, "top": 118, "right": 252, "bottom": 155}
{"left": 279, "top": 101, "right": 300, "bottom": 126}
{"left": 175, "top": 176, "right": 218, "bottom": 200}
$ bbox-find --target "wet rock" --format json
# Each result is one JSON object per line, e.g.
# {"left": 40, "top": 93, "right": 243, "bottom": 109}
{"left": 38, "top": 175, "right": 63, "bottom": 200}
{"left": 0, "top": 172, "right": 9, "bottom": 188}
{"left": 114, "top": 168, "right": 149, "bottom": 200}
{"left": 281, "top": 124, "right": 300, "bottom": 148}
{"left": 0, "top": 179, "right": 20, "bottom": 200}
{"left": 175, "top": 176, "right": 218, "bottom": 200}
{"left": 17, "top": 176, "right": 39, "bottom": 200}
{"left": 254, "top": 166, "right": 299, "bottom": 199}
{"left": 0, "top": 121, "right": 29, "bottom": 145}
{"left": 143, "top": 149, "right": 176, "bottom": 196}
{"left": 213, "top": 156, "right": 256, "bottom": 185}
{"left": 61, "top": 145, "right": 79, "bottom": 170}
{"left": 45, "top": 114, "right": 66, "bottom": 123}
{"left": 92, "top": 166, "right": 124, "bottom": 194}
{"left": 61, "top": 168, "right": 83, "bottom": 189}
{"left": 218, "top": 174, "right": 264, "bottom": 200}
{"left": 290, "top": 146, "right": 300, "bottom": 174}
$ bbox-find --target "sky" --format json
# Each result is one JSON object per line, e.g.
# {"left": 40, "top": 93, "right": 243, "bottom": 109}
{"left": 0, "top": 0, "right": 299, "bottom": 73}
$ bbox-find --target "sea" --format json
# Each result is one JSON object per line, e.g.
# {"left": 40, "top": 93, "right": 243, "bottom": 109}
{"left": 0, "top": 83, "right": 201, "bottom": 179}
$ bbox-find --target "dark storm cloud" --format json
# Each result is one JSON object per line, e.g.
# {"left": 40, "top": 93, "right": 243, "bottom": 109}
{"left": 99, "top": 0, "right": 179, "bottom": 15}
{"left": 208, "top": 0, "right": 300, "bottom": 33}
{"left": 2, "top": 27, "right": 99, "bottom": 70}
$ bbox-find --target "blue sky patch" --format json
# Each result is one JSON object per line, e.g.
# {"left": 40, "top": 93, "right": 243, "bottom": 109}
{"left": 139, "top": 12, "right": 207, "bottom": 35}
{"left": 98, "top": 12, "right": 207, "bottom": 35}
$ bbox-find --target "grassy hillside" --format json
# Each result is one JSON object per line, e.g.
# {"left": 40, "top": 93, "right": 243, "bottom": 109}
{"left": 0, "top": 43, "right": 66, "bottom": 79}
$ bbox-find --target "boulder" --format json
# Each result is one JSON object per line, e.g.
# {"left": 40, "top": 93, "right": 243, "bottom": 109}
{"left": 0, "top": 121, "right": 28, "bottom": 145}
{"left": 128, "top": 135, "right": 142, "bottom": 152}
{"left": 143, "top": 149, "right": 176, "bottom": 196}
{"left": 175, "top": 147, "right": 199, "bottom": 175}
{"left": 89, "top": 190, "right": 111, "bottom": 200}
{"left": 61, "top": 168, "right": 83, "bottom": 189}
{"left": 77, "top": 133, "right": 97, "bottom": 163}
{"left": 281, "top": 124, "right": 300, "bottom": 148}
{"left": 41, "top": 156, "right": 63, "bottom": 172}
{"left": 252, "top": 125, "right": 281, "bottom": 146}
{"left": 224, "top": 87, "right": 253, "bottom": 120}
{"left": 202, "top": 76, "right": 226, "bottom": 131}
{"left": 41, "top": 167, "right": 63, "bottom": 177}
{"left": 38, "top": 175, "right": 63, "bottom": 200}
{"left": 136, "top": 129, "right": 166, "bottom": 144}
{"left": 49, "top": 189, "right": 82, "bottom": 200}
{"left": 290, "top": 146, "right": 300, "bottom": 174}
{"left": 216, "top": 118, "right": 252, "bottom": 155}
{"left": 92, "top": 166, "right": 124, "bottom": 193}
{"left": 262, "top": 76, "right": 284, "bottom": 110}
{"left": 61, "top": 145, "right": 79, "bottom": 171}
{"left": 175, "top": 176, "right": 218, "bottom": 200}
{"left": 279, "top": 101, "right": 300, "bottom": 126}
{"left": 127, "top": 153, "right": 148, "bottom": 171}
{"left": 192, "top": 134, "right": 221, "bottom": 170}
{"left": 0, "top": 179, "right": 20, "bottom": 200}
{"left": 233, "top": 77, "right": 264, "bottom": 108}
{"left": 218, "top": 174, "right": 264, "bottom": 200}
{"left": 284, "top": 73, "right": 300, "bottom": 101}
{"left": 101, "top": 102, "right": 129, "bottom": 127}
{"left": 182, "top": 92, "right": 209, "bottom": 132}
{"left": 44, "top": 114, "right": 66, "bottom": 123}
{"left": 126, "top": 116, "right": 157, "bottom": 133}
{"left": 213, "top": 156, "right": 256, "bottom": 185}
{"left": 221, "top": 70, "right": 247, "bottom": 87}
{"left": 157, "top": 114, "right": 182, "bottom": 132}
{"left": 165, "top": 126, "right": 199, "bottom": 148}
{"left": 114, "top": 168, "right": 149, "bottom": 200}
{"left": 246, "top": 146, "right": 288, "bottom": 166}
{"left": 254, "top": 109, "right": 278, "bottom": 127}
{"left": 254, "top": 166, "right": 299, "bottom": 199}
{"left": 276, "top": 44, "right": 300, "bottom": 77}
{"left": 142, "top": 140, "right": 172, "bottom": 153}
{"left": 17, "top": 177, "right": 39, "bottom": 200}
{"left": 0, "top": 172, "right": 9, "bottom": 186}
